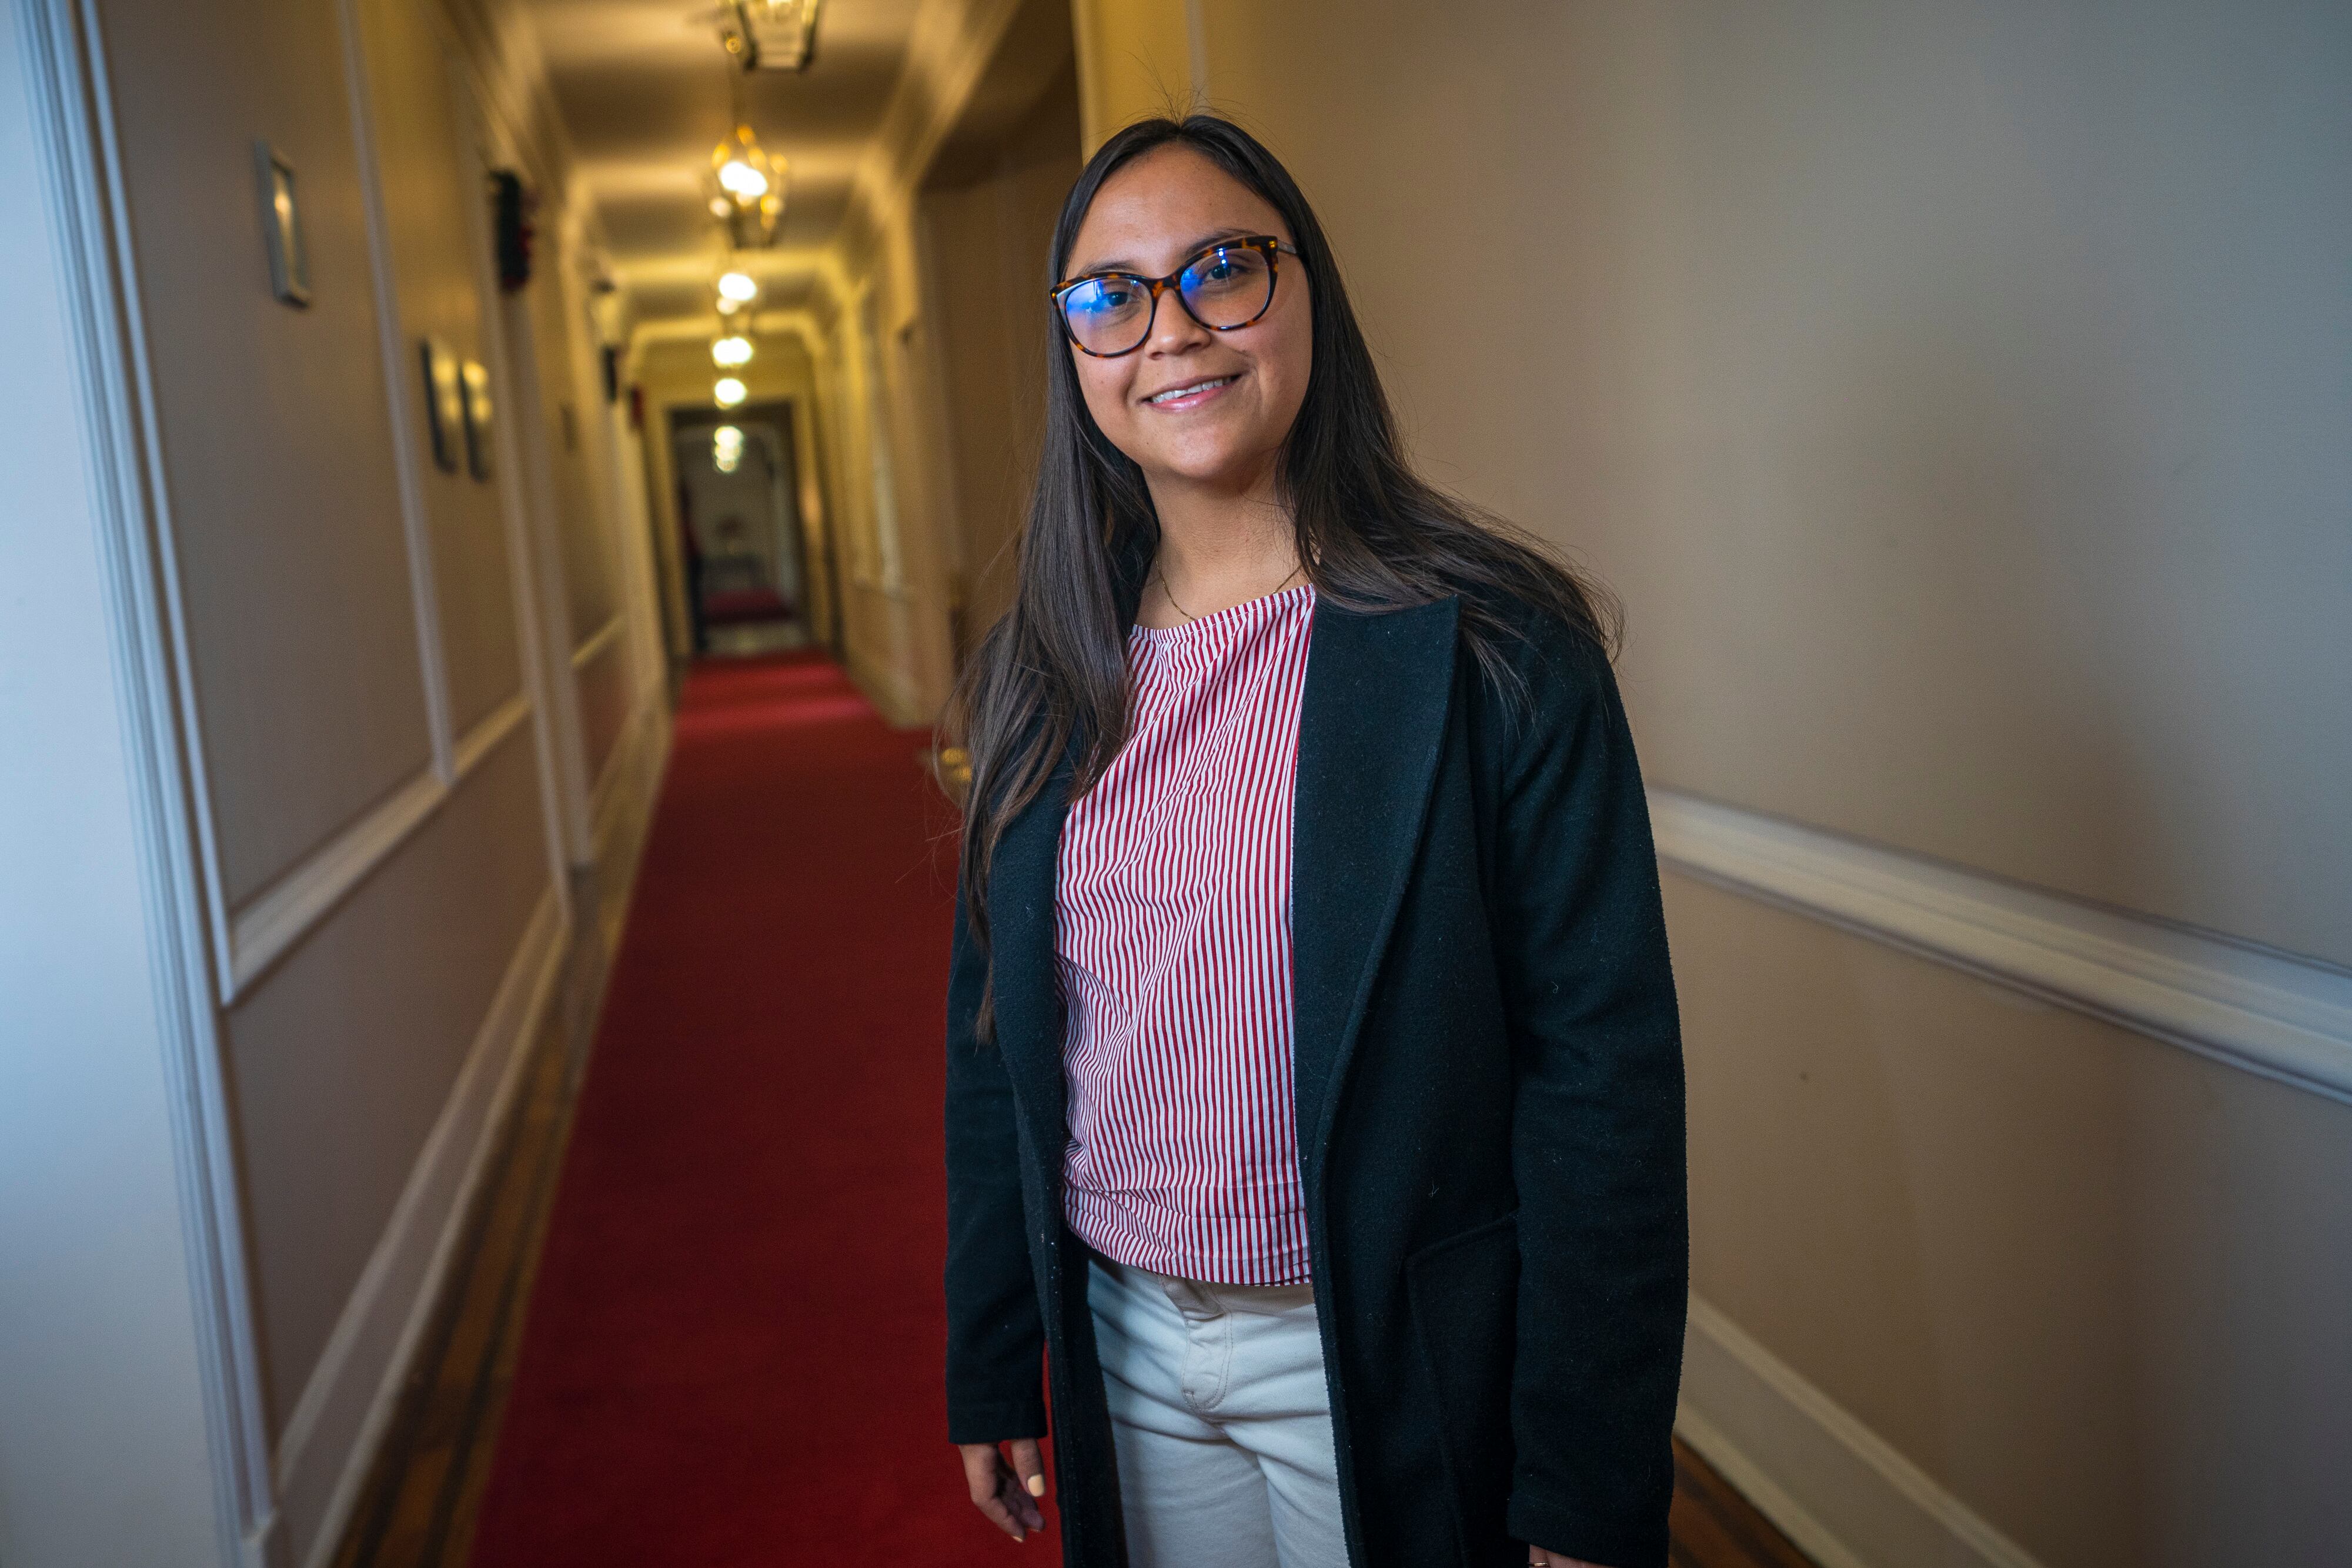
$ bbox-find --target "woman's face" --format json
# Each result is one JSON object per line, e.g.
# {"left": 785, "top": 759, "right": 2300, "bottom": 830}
{"left": 1060, "top": 147, "right": 1312, "bottom": 497}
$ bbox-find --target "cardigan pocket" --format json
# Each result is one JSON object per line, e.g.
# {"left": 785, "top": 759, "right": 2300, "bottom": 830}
{"left": 1406, "top": 1208, "right": 1521, "bottom": 1566}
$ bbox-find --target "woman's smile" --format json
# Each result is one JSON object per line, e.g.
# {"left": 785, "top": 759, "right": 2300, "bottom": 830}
{"left": 1141, "top": 373, "right": 1241, "bottom": 410}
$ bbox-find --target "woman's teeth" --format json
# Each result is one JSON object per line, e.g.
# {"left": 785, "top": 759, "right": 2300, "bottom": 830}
{"left": 1148, "top": 376, "right": 1235, "bottom": 405}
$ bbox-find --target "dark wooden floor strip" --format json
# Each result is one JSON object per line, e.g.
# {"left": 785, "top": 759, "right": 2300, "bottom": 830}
{"left": 1671, "top": 1435, "right": 1820, "bottom": 1568}
{"left": 329, "top": 999, "right": 584, "bottom": 1568}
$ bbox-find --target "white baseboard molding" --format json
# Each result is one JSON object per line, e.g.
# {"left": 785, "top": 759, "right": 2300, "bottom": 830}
{"left": 1648, "top": 788, "right": 2352, "bottom": 1107}
{"left": 1678, "top": 1294, "right": 2045, "bottom": 1568}
{"left": 843, "top": 645, "right": 924, "bottom": 729}
{"left": 589, "top": 687, "right": 670, "bottom": 865}
{"left": 268, "top": 887, "right": 567, "bottom": 1568}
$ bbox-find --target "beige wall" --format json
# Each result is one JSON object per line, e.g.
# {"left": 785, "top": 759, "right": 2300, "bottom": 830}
{"left": 51, "top": 0, "right": 666, "bottom": 1557}
{"left": 1672, "top": 872, "right": 2352, "bottom": 1564}
{"left": 1197, "top": 0, "right": 2352, "bottom": 969}
{"left": 1071, "top": 0, "right": 1195, "bottom": 149}
{"left": 352, "top": 0, "right": 527, "bottom": 738}
{"left": 97, "top": 0, "right": 438, "bottom": 908}
{"left": 823, "top": 210, "right": 964, "bottom": 722}
{"left": 1170, "top": 1, "right": 2352, "bottom": 1563}
{"left": 796, "top": 0, "right": 1083, "bottom": 722}
{"left": 519, "top": 220, "right": 649, "bottom": 794}
{"left": 918, "top": 63, "right": 1082, "bottom": 659}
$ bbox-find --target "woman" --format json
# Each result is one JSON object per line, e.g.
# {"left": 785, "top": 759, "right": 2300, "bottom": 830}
{"left": 941, "top": 115, "right": 1686, "bottom": 1568}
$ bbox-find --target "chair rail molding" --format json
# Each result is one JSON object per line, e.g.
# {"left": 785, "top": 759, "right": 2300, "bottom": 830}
{"left": 1648, "top": 788, "right": 2352, "bottom": 1107}
{"left": 221, "top": 690, "right": 535, "bottom": 1002}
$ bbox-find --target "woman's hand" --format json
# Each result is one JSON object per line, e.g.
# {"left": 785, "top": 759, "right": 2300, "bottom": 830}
{"left": 958, "top": 1438, "right": 1048, "bottom": 1540}
{"left": 1529, "top": 1549, "right": 1605, "bottom": 1567}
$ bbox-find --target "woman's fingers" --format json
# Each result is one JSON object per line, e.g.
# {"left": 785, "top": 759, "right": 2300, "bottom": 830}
{"left": 1007, "top": 1437, "right": 1048, "bottom": 1530}
{"left": 957, "top": 1442, "right": 1028, "bottom": 1540}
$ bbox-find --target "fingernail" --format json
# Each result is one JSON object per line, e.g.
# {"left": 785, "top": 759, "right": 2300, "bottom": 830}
{"left": 1027, "top": 1475, "right": 1047, "bottom": 1497}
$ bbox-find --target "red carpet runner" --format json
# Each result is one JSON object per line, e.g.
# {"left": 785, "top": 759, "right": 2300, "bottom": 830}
{"left": 470, "top": 652, "right": 1060, "bottom": 1564}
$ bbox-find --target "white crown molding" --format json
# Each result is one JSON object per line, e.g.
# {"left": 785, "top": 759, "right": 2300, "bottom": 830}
{"left": 1679, "top": 1293, "right": 2048, "bottom": 1568}
{"left": 275, "top": 887, "right": 566, "bottom": 1568}
{"left": 1648, "top": 789, "right": 2352, "bottom": 1106}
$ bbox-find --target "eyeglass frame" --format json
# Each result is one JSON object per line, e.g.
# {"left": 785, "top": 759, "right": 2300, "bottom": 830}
{"left": 1048, "top": 235, "right": 1302, "bottom": 358}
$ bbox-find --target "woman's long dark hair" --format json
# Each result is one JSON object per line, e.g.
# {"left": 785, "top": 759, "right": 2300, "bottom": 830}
{"left": 944, "top": 114, "right": 1617, "bottom": 1041}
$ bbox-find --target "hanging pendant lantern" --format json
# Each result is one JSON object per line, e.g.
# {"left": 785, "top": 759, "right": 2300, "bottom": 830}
{"left": 707, "top": 121, "right": 786, "bottom": 250}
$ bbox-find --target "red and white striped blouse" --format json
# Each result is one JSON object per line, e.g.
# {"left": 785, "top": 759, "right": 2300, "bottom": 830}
{"left": 1055, "top": 580, "right": 1317, "bottom": 1286}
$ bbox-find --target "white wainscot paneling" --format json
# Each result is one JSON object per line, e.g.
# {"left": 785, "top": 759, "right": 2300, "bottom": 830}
{"left": 267, "top": 884, "right": 563, "bottom": 1568}
{"left": 1648, "top": 789, "right": 2352, "bottom": 1108}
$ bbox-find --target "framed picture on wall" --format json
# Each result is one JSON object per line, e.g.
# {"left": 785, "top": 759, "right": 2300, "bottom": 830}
{"left": 419, "top": 339, "right": 463, "bottom": 473}
{"left": 460, "top": 359, "right": 495, "bottom": 481}
{"left": 252, "top": 143, "right": 310, "bottom": 307}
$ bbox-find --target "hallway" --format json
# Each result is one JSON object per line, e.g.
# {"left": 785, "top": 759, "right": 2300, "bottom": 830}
{"left": 462, "top": 653, "right": 1012, "bottom": 1562}
{"left": 7, "top": 2, "right": 2348, "bottom": 1566}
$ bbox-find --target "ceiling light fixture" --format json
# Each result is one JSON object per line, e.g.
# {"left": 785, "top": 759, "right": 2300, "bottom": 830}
{"left": 714, "top": 376, "right": 748, "bottom": 408}
{"left": 713, "top": 335, "right": 754, "bottom": 367}
{"left": 718, "top": 0, "right": 823, "bottom": 73}
{"left": 717, "top": 269, "right": 759, "bottom": 303}
{"left": 707, "top": 120, "right": 785, "bottom": 249}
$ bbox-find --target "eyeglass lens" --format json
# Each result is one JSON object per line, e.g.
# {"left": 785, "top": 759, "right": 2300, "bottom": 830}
{"left": 1059, "top": 245, "right": 1275, "bottom": 355}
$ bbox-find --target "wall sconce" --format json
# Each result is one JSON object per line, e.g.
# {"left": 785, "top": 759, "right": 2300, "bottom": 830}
{"left": 419, "top": 338, "right": 463, "bottom": 472}
{"left": 460, "top": 360, "right": 495, "bottom": 480}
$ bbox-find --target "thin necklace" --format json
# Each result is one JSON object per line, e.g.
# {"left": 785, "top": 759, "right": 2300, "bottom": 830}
{"left": 1150, "top": 560, "right": 1304, "bottom": 624}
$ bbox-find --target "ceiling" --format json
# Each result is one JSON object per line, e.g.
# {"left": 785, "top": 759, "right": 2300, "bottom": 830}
{"left": 528, "top": 0, "right": 928, "bottom": 322}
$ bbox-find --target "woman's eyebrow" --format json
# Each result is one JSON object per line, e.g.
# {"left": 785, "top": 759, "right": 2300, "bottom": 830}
{"left": 1070, "top": 226, "right": 1265, "bottom": 277}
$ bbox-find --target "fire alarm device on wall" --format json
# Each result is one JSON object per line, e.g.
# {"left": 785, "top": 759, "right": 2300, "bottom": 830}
{"left": 489, "top": 170, "right": 533, "bottom": 292}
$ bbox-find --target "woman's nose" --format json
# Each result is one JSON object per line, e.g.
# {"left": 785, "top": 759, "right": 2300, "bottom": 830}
{"left": 1144, "top": 285, "right": 1213, "bottom": 355}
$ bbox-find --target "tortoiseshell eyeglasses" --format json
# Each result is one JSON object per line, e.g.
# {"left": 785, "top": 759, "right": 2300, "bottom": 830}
{"left": 1050, "top": 235, "right": 1301, "bottom": 358}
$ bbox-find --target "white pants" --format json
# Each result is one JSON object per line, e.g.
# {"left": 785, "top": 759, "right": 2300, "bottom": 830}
{"left": 1085, "top": 1251, "right": 1349, "bottom": 1568}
